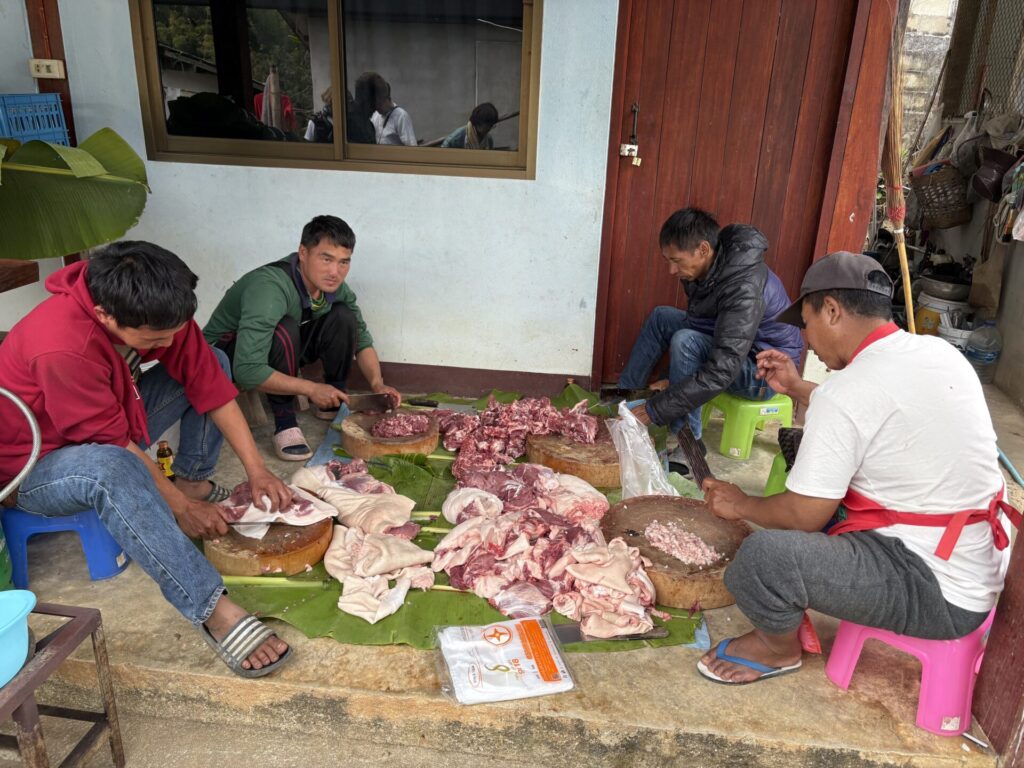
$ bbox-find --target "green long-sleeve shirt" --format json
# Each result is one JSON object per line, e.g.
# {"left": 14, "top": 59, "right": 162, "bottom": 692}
{"left": 203, "top": 255, "right": 373, "bottom": 390}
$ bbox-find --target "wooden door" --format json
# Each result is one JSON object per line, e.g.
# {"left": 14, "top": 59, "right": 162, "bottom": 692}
{"left": 593, "top": 0, "right": 857, "bottom": 384}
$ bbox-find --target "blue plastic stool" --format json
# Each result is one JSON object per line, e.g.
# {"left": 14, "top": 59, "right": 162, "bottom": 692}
{"left": 0, "top": 506, "right": 129, "bottom": 589}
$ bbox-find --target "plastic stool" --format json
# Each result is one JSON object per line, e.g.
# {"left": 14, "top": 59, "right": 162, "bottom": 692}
{"left": 0, "top": 507, "right": 129, "bottom": 589}
{"left": 825, "top": 609, "right": 996, "bottom": 736}
{"left": 701, "top": 392, "right": 794, "bottom": 460}
{"left": 763, "top": 452, "right": 788, "bottom": 496}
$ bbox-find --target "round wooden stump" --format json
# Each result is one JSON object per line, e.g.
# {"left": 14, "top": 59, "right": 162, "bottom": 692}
{"left": 525, "top": 419, "right": 620, "bottom": 488}
{"left": 339, "top": 408, "right": 439, "bottom": 459}
{"left": 204, "top": 518, "right": 334, "bottom": 577}
{"left": 601, "top": 495, "right": 752, "bottom": 609}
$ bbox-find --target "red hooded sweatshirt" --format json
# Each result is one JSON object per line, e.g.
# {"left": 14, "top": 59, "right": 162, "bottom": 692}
{"left": 0, "top": 262, "right": 238, "bottom": 485}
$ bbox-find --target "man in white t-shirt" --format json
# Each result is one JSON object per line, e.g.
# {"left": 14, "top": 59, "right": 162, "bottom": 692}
{"left": 696, "top": 251, "right": 1020, "bottom": 685}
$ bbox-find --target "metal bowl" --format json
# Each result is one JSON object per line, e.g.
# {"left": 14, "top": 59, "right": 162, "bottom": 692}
{"left": 919, "top": 276, "right": 970, "bottom": 302}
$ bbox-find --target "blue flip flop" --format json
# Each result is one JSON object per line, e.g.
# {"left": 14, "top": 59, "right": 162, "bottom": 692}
{"left": 696, "top": 638, "right": 802, "bottom": 685}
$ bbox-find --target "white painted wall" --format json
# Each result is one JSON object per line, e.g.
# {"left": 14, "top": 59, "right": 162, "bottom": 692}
{"left": 0, "top": 2, "right": 35, "bottom": 94}
{"left": 40, "top": 0, "right": 618, "bottom": 378}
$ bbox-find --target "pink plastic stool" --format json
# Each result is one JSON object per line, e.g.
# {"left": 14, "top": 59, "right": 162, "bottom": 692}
{"left": 825, "top": 610, "right": 995, "bottom": 736}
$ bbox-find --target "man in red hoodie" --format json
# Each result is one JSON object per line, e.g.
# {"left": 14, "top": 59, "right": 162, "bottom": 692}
{"left": 0, "top": 241, "right": 294, "bottom": 677}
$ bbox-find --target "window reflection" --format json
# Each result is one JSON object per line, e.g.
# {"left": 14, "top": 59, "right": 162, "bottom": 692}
{"left": 341, "top": 1, "right": 523, "bottom": 151}
{"left": 154, "top": 0, "right": 328, "bottom": 142}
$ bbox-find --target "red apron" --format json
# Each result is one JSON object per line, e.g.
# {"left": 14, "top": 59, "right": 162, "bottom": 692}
{"left": 829, "top": 487, "right": 1022, "bottom": 561}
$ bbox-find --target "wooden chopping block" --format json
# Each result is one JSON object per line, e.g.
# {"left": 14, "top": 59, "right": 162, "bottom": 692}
{"left": 601, "top": 495, "right": 751, "bottom": 609}
{"left": 339, "top": 408, "right": 439, "bottom": 459}
{"left": 204, "top": 518, "right": 334, "bottom": 577}
{"left": 525, "top": 419, "right": 620, "bottom": 488}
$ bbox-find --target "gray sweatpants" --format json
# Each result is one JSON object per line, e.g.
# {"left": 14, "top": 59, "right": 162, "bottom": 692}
{"left": 724, "top": 529, "right": 989, "bottom": 639}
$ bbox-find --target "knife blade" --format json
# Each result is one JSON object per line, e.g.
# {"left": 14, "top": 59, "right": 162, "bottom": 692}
{"left": 346, "top": 393, "right": 394, "bottom": 413}
{"left": 675, "top": 424, "right": 714, "bottom": 488}
{"left": 552, "top": 622, "right": 669, "bottom": 644}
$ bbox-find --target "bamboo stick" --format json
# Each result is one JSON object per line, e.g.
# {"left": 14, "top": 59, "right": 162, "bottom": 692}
{"left": 882, "top": 13, "right": 916, "bottom": 333}
{"left": 222, "top": 575, "right": 331, "bottom": 588}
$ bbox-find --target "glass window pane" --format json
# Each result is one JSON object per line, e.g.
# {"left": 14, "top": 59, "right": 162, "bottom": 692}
{"left": 341, "top": 1, "right": 524, "bottom": 151}
{"left": 152, "top": 0, "right": 329, "bottom": 142}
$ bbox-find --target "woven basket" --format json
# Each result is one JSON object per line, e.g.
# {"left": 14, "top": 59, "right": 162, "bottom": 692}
{"left": 910, "top": 165, "right": 972, "bottom": 229}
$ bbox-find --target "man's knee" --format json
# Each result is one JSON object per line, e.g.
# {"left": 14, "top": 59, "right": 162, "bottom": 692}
{"left": 726, "top": 530, "right": 799, "bottom": 585}
{"left": 324, "top": 303, "right": 357, "bottom": 333}
{"left": 669, "top": 328, "right": 712, "bottom": 362}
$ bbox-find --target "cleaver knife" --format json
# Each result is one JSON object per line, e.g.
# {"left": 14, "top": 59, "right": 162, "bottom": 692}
{"left": 346, "top": 393, "right": 394, "bottom": 413}
{"left": 553, "top": 622, "right": 669, "bottom": 644}
{"left": 676, "top": 424, "right": 713, "bottom": 488}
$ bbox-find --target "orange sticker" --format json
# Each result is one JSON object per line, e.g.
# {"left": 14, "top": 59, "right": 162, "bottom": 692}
{"left": 515, "top": 619, "right": 561, "bottom": 682}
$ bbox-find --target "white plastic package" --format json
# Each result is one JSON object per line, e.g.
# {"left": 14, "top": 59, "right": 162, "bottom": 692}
{"left": 607, "top": 401, "right": 680, "bottom": 500}
{"left": 436, "top": 616, "right": 575, "bottom": 705}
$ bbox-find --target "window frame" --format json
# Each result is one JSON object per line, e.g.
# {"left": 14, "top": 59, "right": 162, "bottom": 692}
{"left": 128, "top": 0, "right": 541, "bottom": 179}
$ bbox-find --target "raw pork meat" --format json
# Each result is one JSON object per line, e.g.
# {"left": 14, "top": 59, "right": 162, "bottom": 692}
{"left": 643, "top": 520, "right": 720, "bottom": 566}
{"left": 315, "top": 487, "right": 417, "bottom": 536}
{"left": 431, "top": 468, "right": 654, "bottom": 636}
{"left": 220, "top": 482, "right": 322, "bottom": 522}
{"left": 438, "top": 397, "right": 600, "bottom": 480}
{"left": 371, "top": 412, "right": 430, "bottom": 438}
{"left": 294, "top": 461, "right": 395, "bottom": 495}
{"left": 441, "top": 487, "right": 504, "bottom": 524}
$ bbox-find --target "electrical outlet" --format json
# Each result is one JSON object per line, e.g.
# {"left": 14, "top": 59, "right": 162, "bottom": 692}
{"left": 29, "top": 58, "right": 66, "bottom": 80}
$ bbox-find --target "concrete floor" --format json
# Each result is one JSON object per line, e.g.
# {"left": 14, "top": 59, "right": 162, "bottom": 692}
{"left": 4, "top": 389, "right": 1021, "bottom": 768}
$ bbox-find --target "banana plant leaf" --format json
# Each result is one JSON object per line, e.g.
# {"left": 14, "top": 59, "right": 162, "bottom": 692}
{"left": 0, "top": 129, "right": 149, "bottom": 261}
{"left": 471, "top": 389, "right": 521, "bottom": 410}
{"left": 358, "top": 454, "right": 457, "bottom": 510}
{"left": 551, "top": 383, "right": 599, "bottom": 410}
{"left": 229, "top": 564, "right": 704, "bottom": 653}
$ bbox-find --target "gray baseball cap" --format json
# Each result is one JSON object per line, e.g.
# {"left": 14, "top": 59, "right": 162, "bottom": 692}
{"left": 775, "top": 251, "right": 893, "bottom": 327}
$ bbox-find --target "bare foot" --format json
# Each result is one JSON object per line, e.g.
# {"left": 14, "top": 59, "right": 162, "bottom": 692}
{"left": 205, "top": 596, "right": 288, "bottom": 671}
{"left": 649, "top": 378, "right": 670, "bottom": 392}
{"left": 176, "top": 477, "right": 216, "bottom": 501}
{"left": 699, "top": 629, "right": 801, "bottom": 683}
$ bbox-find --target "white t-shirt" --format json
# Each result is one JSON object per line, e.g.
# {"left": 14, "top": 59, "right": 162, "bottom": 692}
{"left": 371, "top": 106, "right": 416, "bottom": 146}
{"left": 787, "top": 327, "right": 1009, "bottom": 613}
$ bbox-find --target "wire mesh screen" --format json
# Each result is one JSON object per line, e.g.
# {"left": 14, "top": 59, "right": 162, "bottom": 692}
{"left": 949, "top": 0, "right": 1024, "bottom": 115}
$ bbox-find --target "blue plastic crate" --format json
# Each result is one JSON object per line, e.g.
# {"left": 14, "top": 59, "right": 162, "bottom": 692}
{"left": 0, "top": 93, "right": 70, "bottom": 146}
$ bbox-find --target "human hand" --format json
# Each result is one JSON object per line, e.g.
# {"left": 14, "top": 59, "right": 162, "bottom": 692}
{"left": 373, "top": 383, "right": 402, "bottom": 410}
{"left": 247, "top": 468, "right": 292, "bottom": 513}
{"left": 629, "top": 402, "right": 652, "bottom": 425}
{"left": 702, "top": 478, "right": 748, "bottom": 521}
{"left": 308, "top": 382, "right": 348, "bottom": 410}
{"left": 173, "top": 498, "right": 230, "bottom": 539}
{"left": 755, "top": 350, "right": 803, "bottom": 397}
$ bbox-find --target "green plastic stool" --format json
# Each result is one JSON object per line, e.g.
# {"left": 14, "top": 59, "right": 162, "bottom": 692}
{"left": 763, "top": 452, "right": 789, "bottom": 496}
{"left": 701, "top": 392, "right": 794, "bottom": 460}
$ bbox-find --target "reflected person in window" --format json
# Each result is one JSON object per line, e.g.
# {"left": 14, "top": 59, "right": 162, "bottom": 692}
{"left": 305, "top": 86, "right": 374, "bottom": 145}
{"left": 441, "top": 102, "right": 499, "bottom": 150}
{"left": 366, "top": 72, "right": 417, "bottom": 146}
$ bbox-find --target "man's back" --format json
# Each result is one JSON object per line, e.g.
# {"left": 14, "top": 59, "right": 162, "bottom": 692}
{"left": 789, "top": 328, "right": 1007, "bottom": 612}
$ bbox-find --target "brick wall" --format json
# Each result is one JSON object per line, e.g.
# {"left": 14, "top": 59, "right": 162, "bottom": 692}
{"left": 902, "top": 0, "right": 958, "bottom": 148}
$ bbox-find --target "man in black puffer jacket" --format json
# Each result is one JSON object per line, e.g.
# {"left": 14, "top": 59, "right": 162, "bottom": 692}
{"left": 619, "top": 208, "right": 804, "bottom": 466}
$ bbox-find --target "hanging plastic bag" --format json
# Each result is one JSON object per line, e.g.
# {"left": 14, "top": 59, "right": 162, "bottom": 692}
{"left": 607, "top": 401, "right": 680, "bottom": 500}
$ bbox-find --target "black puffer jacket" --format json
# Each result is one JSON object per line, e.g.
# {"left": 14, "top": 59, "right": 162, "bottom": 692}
{"left": 646, "top": 225, "right": 769, "bottom": 426}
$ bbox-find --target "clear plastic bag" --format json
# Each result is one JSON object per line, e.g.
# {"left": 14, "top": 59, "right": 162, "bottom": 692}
{"left": 435, "top": 616, "right": 575, "bottom": 705}
{"left": 607, "top": 401, "right": 680, "bottom": 499}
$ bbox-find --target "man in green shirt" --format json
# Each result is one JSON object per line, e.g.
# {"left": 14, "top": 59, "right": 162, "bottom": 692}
{"left": 204, "top": 215, "right": 399, "bottom": 460}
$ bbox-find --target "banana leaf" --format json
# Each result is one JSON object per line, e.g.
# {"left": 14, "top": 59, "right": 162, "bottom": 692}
{"left": 550, "top": 383, "right": 599, "bottom": 410}
{"left": 229, "top": 564, "right": 705, "bottom": 653}
{"left": 0, "top": 129, "right": 149, "bottom": 261}
{"left": 471, "top": 389, "right": 521, "bottom": 410}
{"left": 359, "top": 454, "right": 457, "bottom": 510}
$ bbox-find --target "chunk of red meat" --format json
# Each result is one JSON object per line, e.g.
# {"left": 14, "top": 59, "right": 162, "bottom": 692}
{"left": 221, "top": 482, "right": 314, "bottom": 521}
{"left": 384, "top": 522, "right": 422, "bottom": 540}
{"left": 489, "top": 581, "right": 553, "bottom": 618}
{"left": 371, "top": 412, "right": 430, "bottom": 438}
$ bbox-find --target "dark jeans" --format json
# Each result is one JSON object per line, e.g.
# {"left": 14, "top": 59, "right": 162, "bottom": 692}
{"left": 618, "top": 306, "right": 774, "bottom": 438}
{"left": 218, "top": 303, "right": 357, "bottom": 421}
{"left": 725, "top": 529, "right": 990, "bottom": 640}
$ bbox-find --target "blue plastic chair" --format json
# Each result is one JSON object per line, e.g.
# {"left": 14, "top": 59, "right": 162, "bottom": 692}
{"left": 0, "top": 506, "right": 129, "bottom": 589}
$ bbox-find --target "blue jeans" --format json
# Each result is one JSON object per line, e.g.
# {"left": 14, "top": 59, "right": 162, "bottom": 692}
{"left": 618, "top": 306, "right": 774, "bottom": 439}
{"left": 13, "top": 346, "right": 233, "bottom": 625}
{"left": 138, "top": 347, "right": 231, "bottom": 481}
